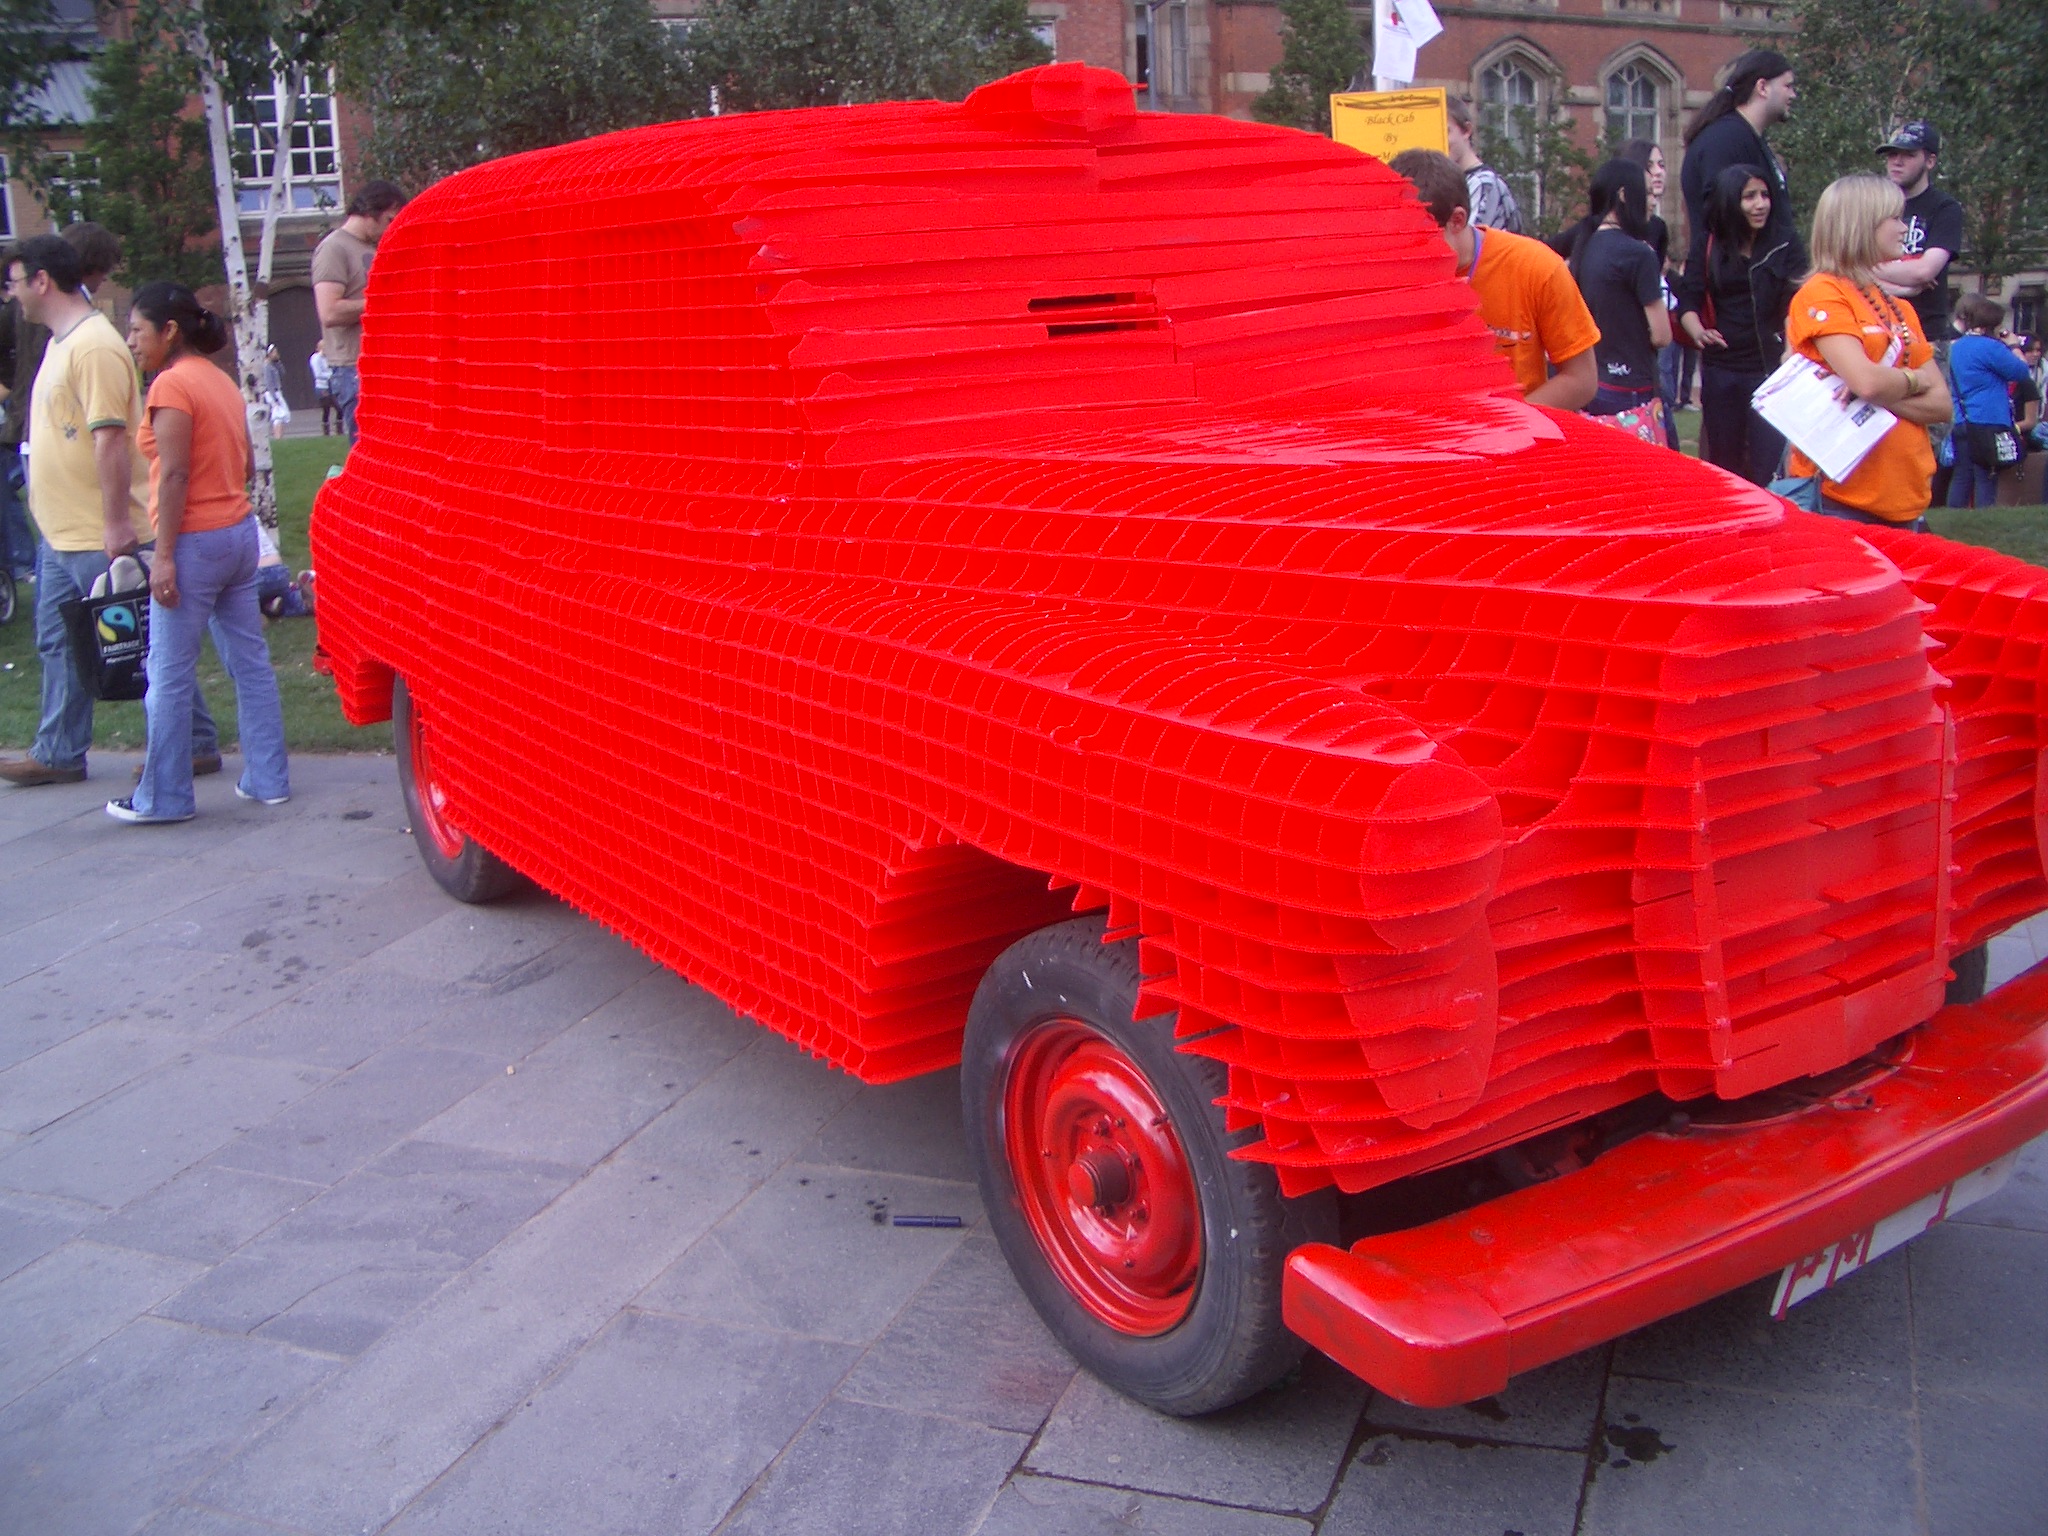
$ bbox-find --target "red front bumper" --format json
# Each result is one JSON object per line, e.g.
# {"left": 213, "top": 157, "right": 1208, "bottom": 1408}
{"left": 1283, "top": 960, "right": 2048, "bottom": 1408}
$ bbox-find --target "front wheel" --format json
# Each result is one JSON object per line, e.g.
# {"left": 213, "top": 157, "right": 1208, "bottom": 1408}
{"left": 962, "top": 916, "right": 1333, "bottom": 1416}
{"left": 393, "top": 675, "right": 525, "bottom": 904}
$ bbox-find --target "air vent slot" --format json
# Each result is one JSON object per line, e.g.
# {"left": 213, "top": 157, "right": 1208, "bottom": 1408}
{"left": 1048, "top": 318, "right": 1163, "bottom": 337}
{"left": 1029, "top": 292, "right": 1139, "bottom": 312}
{"left": 1029, "top": 289, "right": 1162, "bottom": 339}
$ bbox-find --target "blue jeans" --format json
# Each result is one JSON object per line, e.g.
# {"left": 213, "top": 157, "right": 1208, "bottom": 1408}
{"left": 1816, "top": 496, "right": 1929, "bottom": 534}
{"left": 32, "top": 545, "right": 219, "bottom": 772}
{"left": 1654, "top": 343, "right": 1683, "bottom": 449}
{"left": 133, "top": 519, "right": 288, "bottom": 817}
{"left": 1946, "top": 429, "right": 2004, "bottom": 509}
{"left": 330, "top": 364, "right": 360, "bottom": 445}
{"left": 0, "top": 452, "right": 35, "bottom": 579}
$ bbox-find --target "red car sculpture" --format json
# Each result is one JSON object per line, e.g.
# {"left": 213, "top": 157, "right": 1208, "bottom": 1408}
{"left": 312, "top": 64, "right": 2048, "bottom": 1415}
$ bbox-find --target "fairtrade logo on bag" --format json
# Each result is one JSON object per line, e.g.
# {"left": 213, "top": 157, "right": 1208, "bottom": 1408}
{"left": 97, "top": 604, "right": 140, "bottom": 646}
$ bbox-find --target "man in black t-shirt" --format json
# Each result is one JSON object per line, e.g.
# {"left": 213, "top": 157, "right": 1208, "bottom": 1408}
{"left": 1875, "top": 121, "right": 1963, "bottom": 353}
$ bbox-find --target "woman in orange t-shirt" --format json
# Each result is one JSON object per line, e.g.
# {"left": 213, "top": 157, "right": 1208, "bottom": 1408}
{"left": 1783, "top": 175, "right": 1952, "bottom": 529}
{"left": 108, "top": 283, "right": 291, "bottom": 825}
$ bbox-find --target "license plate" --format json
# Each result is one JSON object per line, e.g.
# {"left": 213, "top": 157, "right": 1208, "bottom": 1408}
{"left": 1770, "top": 1152, "right": 2019, "bottom": 1318}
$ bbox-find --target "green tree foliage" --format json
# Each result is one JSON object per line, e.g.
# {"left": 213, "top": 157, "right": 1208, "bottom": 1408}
{"left": 1251, "top": 0, "right": 1361, "bottom": 136}
{"left": 683, "top": 0, "right": 1049, "bottom": 114}
{"left": 12, "top": 5, "right": 218, "bottom": 288}
{"left": 1781, "top": 0, "right": 2048, "bottom": 284}
{"left": 1483, "top": 102, "right": 1594, "bottom": 240}
{"left": 0, "top": 0, "right": 58, "bottom": 130}
{"left": 332, "top": 0, "right": 693, "bottom": 189}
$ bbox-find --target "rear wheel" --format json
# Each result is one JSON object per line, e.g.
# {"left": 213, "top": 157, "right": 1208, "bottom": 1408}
{"left": 962, "top": 916, "right": 1333, "bottom": 1416}
{"left": 0, "top": 571, "right": 15, "bottom": 626}
{"left": 393, "top": 675, "right": 525, "bottom": 904}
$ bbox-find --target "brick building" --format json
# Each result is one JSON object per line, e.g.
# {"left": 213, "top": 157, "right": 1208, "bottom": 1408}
{"left": 2, "top": 0, "right": 364, "bottom": 408}
{"left": 1043, "top": 0, "right": 1796, "bottom": 237}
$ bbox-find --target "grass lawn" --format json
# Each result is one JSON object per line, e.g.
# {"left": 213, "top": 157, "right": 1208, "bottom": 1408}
{"left": 0, "top": 435, "right": 389, "bottom": 753}
{"left": 1, "top": 428, "right": 2043, "bottom": 754}
{"left": 1670, "top": 404, "right": 2048, "bottom": 562}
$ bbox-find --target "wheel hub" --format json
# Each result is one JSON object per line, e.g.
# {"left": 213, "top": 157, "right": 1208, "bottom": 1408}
{"left": 407, "top": 701, "right": 467, "bottom": 861}
{"left": 1067, "top": 1147, "right": 1133, "bottom": 1210}
{"left": 1004, "top": 1018, "right": 1201, "bottom": 1335}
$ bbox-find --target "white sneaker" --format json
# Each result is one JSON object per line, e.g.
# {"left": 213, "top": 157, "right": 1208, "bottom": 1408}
{"left": 234, "top": 783, "right": 290, "bottom": 806}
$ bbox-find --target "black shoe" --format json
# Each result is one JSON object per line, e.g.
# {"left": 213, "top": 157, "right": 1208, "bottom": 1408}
{"left": 132, "top": 753, "right": 223, "bottom": 783}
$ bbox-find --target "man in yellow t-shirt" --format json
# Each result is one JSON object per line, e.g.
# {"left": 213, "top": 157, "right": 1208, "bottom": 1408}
{"left": 0, "top": 235, "right": 214, "bottom": 787}
{"left": 1390, "top": 150, "right": 1600, "bottom": 410}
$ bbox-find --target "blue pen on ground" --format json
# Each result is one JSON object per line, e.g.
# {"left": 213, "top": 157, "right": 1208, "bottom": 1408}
{"left": 891, "top": 1214, "right": 965, "bottom": 1228}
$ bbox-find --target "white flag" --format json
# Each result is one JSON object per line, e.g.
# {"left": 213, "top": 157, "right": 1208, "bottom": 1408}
{"left": 1372, "top": 0, "right": 1443, "bottom": 86}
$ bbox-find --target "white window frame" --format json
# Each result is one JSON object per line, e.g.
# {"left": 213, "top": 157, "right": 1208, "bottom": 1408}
{"left": 41, "top": 150, "right": 97, "bottom": 223}
{"left": 1479, "top": 56, "right": 1541, "bottom": 157}
{"left": 228, "top": 69, "right": 344, "bottom": 216}
{"left": 1605, "top": 61, "right": 1661, "bottom": 146}
{"left": 1134, "top": 1, "right": 1189, "bottom": 103}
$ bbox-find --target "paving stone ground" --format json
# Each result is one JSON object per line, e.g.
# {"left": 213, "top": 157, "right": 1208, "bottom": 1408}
{"left": 2, "top": 752, "right": 2044, "bottom": 1536}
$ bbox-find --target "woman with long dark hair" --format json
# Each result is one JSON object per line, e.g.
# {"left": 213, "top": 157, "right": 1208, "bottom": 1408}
{"left": 1618, "top": 139, "right": 1670, "bottom": 268}
{"left": 1619, "top": 137, "right": 1687, "bottom": 444}
{"left": 1561, "top": 159, "right": 1670, "bottom": 443}
{"left": 107, "top": 283, "right": 291, "bottom": 824}
{"left": 1675, "top": 163, "right": 1802, "bottom": 485}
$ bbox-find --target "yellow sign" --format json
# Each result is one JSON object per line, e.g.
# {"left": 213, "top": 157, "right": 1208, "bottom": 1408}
{"left": 1329, "top": 88, "right": 1449, "bottom": 162}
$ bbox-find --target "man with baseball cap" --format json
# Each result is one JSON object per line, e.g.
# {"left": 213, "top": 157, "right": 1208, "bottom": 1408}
{"left": 1874, "top": 121, "right": 1962, "bottom": 352}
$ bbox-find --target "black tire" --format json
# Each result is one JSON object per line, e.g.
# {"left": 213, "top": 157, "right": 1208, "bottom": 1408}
{"left": 1945, "top": 942, "right": 1988, "bottom": 1006}
{"left": 392, "top": 675, "right": 526, "bottom": 904}
{"left": 962, "top": 915, "right": 1335, "bottom": 1416}
{"left": 0, "top": 571, "right": 15, "bottom": 626}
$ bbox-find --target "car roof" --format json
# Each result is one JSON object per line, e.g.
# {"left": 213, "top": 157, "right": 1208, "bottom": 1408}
{"left": 382, "top": 64, "right": 1507, "bottom": 438}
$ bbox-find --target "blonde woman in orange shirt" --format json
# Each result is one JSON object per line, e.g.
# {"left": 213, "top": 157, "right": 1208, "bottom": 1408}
{"left": 1782, "top": 175, "right": 1952, "bottom": 529}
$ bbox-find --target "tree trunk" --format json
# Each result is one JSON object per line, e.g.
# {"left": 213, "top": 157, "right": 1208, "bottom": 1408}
{"left": 257, "top": 68, "right": 301, "bottom": 310}
{"left": 199, "top": 59, "right": 278, "bottom": 536}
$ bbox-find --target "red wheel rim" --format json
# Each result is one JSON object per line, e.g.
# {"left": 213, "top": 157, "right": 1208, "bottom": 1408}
{"left": 407, "top": 699, "right": 466, "bottom": 861}
{"left": 1003, "top": 1017, "right": 1201, "bottom": 1335}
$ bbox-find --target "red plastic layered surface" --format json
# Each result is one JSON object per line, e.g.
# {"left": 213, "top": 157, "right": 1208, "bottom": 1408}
{"left": 1284, "top": 958, "right": 2048, "bottom": 1406}
{"left": 311, "top": 63, "right": 2048, "bottom": 1197}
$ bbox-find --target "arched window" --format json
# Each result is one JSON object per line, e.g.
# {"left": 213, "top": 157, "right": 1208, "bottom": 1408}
{"left": 1605, "top": 62, "right": 1659, "bottom": 145}
{"left": 1480, "top": 56, "right": 1540, "bottom": 157}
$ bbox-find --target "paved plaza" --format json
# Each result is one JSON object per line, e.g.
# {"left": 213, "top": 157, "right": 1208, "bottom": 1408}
{"left": 0, "top": 752, "right": 2043, "bottom": 1536}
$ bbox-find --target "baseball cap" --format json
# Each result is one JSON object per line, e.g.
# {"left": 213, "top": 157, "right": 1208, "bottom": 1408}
{"left": 1877, "top": 120, "right": 1940, "bottom": 155}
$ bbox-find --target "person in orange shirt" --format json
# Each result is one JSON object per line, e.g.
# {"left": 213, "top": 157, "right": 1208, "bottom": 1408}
{"left": 1783, "top": 175, "right": 1952, "bottom": 529}
{"left": 1390, "top": 149, "right": 1599, "bottom": 411}
{"left": 108, "top": 283, "right": 291, "bottom": 824}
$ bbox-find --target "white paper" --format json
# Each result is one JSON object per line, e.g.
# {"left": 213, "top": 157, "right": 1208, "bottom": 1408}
{"left": 1371, "top": 30, "right": 1416, "bottom": 84}
{"left": 1391, "top": 0, "right": 1442, "bottom": 47}
{"left": 1372, "top": 0, "right": 1440, "bottom": 85}
{"left": 1750, "top": 352, "right": 1899, "bottom": 484}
